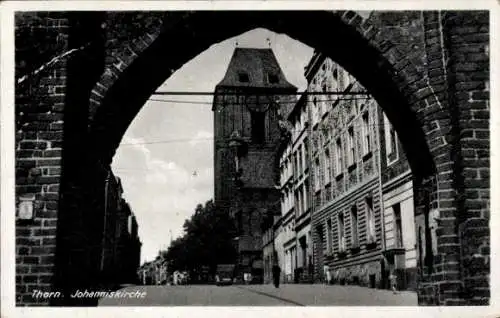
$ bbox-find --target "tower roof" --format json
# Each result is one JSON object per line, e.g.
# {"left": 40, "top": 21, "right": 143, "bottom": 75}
{"left": 216, "top": 48, "right": 297, "bottom": 90}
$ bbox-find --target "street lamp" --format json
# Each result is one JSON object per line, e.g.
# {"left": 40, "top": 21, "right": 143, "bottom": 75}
{"left": 228, "top": 130, "right": 246, "bottom": 186}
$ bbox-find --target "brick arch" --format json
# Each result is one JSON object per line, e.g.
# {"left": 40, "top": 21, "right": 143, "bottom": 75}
{"left": 68, "top": 11, "right": 458, "bottom": 305}
{"left": 87, "top": 11, "right": 440, "bottom": 182}
{"left": 14, "top": 11, "right": 489, "bottom": 306}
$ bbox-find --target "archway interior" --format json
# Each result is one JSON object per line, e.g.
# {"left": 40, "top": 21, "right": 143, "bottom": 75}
{"left": 55, "top": 11, "right": 440, "bottom": 297}
{"left": 88, "top": 11, "right": 435, "bottom": 182}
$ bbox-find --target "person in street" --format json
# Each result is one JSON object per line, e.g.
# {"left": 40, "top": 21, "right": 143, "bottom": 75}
{"left": 389, "top": 270, "right": 398, "bottom": 294}
{"left": 244, "top": 272, "right": 252, "bottom": 285}
{"left": 272, "top": 263, "right": 281, "bottom": 288}
{"left": 323, "top": 264, "right": 330, "bottom": 285}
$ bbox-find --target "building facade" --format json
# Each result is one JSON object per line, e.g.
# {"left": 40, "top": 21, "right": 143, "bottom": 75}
{"left": 138, "top": 251, "right": 168, "bottom": 285}
{"left": 306, "top": 52, "right": 385, "bottom": 288}
{"left": 212, "top": 47, "right": 297, "bottom": 282}
{"left": 117, "top": 202, "right": 142, "bottom": 284}
{"left": 379, "top": 111, "right": 418, "bottom": 290}
{"left": 265, "top": 52, "right": 418, "bottom": 291}
{"left": 101, "top": 170, "right": 142, "bottom": 287}
{"left": 289, "top": 94, "right": 313, "bottom": 284}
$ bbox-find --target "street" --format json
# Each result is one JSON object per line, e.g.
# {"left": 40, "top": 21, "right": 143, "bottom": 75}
{"left": 98, "top": 284, "right": 418, "bottom": 306}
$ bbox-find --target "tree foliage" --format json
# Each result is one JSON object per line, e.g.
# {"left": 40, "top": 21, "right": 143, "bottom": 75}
{"left": 165, "top": 200, "right": 237, "bottom": 276}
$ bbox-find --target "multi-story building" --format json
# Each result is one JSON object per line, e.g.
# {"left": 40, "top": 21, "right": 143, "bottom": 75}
{"left": 379, "top": 111, "right": 418, "bottom": 290}
{"left": 288, "top": 93, "right": 313, "bottom": 283}
{"left": 100, "top": 170, "right": 123, "bottom": 285}
{"left": 271, "top": 92, "right": 313, "bottom": 284}
{"left": 128, "top": 213, "right": 142, "bottom": 283}
{"left": 300, "top": 51, "right": 417, "bottom": 290}
{"left": 212, "top": 47, "right": 297, "bottom": 281}
{"left": 308, "top": 52, "right": 386, "bottom": 288}
{"left": 101, "top": 170, "right": 142, "bottom": 286}
{"left": 138, "top": 251, "right": 168, "bottom": 285}
{"left": 275, "top": 129, "right": 297, "bottom": 283}
{"left": 262, "top": 213, "right": 280, "bottom": 284}
{"left": 115, "top": 201, "right": 142, "bottom": 284}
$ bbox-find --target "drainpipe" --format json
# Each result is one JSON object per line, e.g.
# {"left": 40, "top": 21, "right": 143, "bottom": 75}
{"left": 100, "top": 169, "right": 111, "bottom": 272}
{"left": 305, "top": 90, "right": 314, "bottom": 282}
{"left": 376, "top": 104, "right": 387, "bottom": 290}
{"left": 377, "top": 105, "right": 386, "bottom": 253}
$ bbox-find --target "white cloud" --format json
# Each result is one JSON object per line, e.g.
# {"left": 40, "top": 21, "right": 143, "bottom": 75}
{"left": 112, "top": 134, "right": 213, "bottom": 263}
{"left": 189, "top": 130, "right": 213, "bottom": 147}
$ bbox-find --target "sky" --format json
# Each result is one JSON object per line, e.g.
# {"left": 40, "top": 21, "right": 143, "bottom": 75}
{"left": 111, "top": 28, "right": 314, "bottom": 264}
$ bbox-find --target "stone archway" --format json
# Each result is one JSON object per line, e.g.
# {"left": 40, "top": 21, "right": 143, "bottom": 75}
{"left": 81, "top": 10, "right": 441, "bottom": 299}
{"left": 22, "top": 11, "right": 487, "bottom": 306}
{"left": 88, "top": 11, "right": 437, "bottom": 177}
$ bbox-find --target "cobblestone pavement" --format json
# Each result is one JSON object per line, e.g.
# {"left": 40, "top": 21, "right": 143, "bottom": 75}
{"left": 98, "top": 284, "right": 417, "bottom": 306}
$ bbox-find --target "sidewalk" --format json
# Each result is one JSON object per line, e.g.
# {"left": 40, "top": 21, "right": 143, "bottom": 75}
{"left": 238, "top": 284, "right": 418, "bottom": 306}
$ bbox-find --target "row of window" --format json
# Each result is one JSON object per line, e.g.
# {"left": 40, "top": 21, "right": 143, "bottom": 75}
{"left": 312, "top": 111, "right": 400, "bottom": 193}
{"left": 280, "top": 153, "right": 293, "bottom": 185}
{"left": 310, "top": 63, "right": 356, "bottom": 126}
{"left": 324, "top": 197, "right": 376, "bottom": 254}
{"left": 281, "top": 187, "right": 294, "bottom": 215}
{"left": 310, "top": 59, "right": 352, "bottom": 94}
{"left": 280, "top": 179, "right": 310, "bottom": 218}
{"left": 294, "top": 181, "right": 309, "bottom": 217}
{"left": 312, "top": 109, "right": 373, "bottom": 190}
{"left": 280, "top": 139, "right": 309, "bottom": 186}
{"left": 290, "top": 106, "right": 309, "bottom": 141}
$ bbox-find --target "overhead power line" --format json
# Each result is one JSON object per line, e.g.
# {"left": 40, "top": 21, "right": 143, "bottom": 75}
{"left": 120, "top": 137, "right": 213, "bottom": 146}
{"left": 148, "top": 98, "right": 210, "bottom": 105}
{"left": 147, "top": 96, "right": 372, "bottom": 106}
{"left": 152, "top": 90, "right": 370, "bottom": 96}
{"left": 118, "top": 123, "right": 394, "bottom": 147}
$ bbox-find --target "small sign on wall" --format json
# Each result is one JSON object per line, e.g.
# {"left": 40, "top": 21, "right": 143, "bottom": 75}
{"left": 18, "top": 194, "right": 35, "bottom": 220}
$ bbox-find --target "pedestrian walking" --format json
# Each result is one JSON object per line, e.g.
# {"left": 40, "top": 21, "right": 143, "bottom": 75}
{"left": 272, "top": 264, "right": 281, "bottom": 288}
{"left": 244, "top": 272, "right": 252, "bottom": 285}
{"left": 389, "top": 271, "right": 398, "bottom": 294}
{"left": 323, "top": 264, "right": 330, "bottom": 285}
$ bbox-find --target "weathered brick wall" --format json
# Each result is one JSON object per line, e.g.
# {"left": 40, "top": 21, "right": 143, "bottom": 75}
{"left": 15, "top": 12, "right": 68, "bottom": 306}
{"left": 88, "top": 12, "right": 164, "bottom": 122}
{"left": 443, "top": 11, "right": 490, "bottom": 305}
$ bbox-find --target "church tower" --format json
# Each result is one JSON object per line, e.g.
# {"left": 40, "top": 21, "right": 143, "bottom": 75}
{"left": 212, "top": 48, "right": 297, "bottom": 277}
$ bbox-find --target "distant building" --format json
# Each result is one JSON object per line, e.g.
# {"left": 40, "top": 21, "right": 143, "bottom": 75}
{"left": 212, "top": 47, "right": 297, "bottom": 281}
{"left": 128, "top": 213, "right": 142, "bottom": 283}
{"left": 100, "top": 170, "right": 123, "bottom": 286}
{"left": 116, "top": 202, "right": 142, "bottom": 284}
{"left": 101, "top": 170, "right": 142, "bottom": 286}
{"left": 137, "top": 252, "right": 168, "bottom": 285}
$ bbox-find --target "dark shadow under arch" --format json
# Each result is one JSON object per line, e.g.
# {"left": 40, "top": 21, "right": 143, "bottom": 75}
{"left": 88, "top": 11, "right": 435, "bottom": 181}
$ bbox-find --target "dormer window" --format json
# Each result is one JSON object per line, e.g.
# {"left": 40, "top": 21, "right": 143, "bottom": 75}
{"left": 238, "top": 72, "right": 250, "bottom": 83}
{"left": 267, "top": 73, "right": 279, "bottom": 84}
